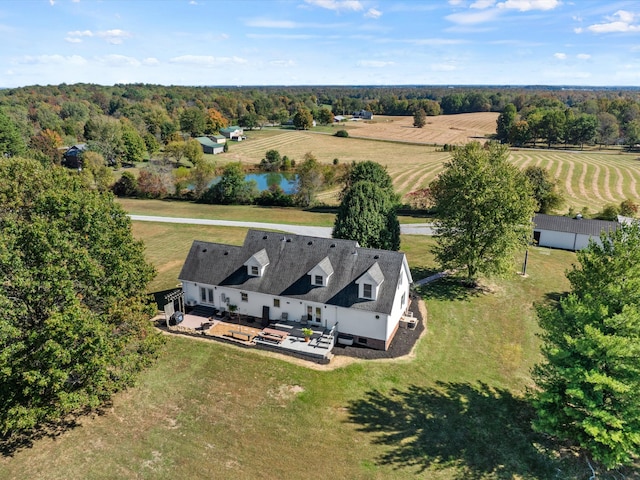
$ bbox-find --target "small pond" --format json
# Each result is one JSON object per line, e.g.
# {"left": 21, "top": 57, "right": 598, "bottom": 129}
{"left": 244, "top": 172, "right": 298, "bottom": 194}
{"left": 189, "top": 172, "right": 298, "bottom": 193}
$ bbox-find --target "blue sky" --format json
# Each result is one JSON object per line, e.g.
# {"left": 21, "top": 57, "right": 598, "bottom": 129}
{"left": 2, "top": 0, "right": 640, "bottom": 87}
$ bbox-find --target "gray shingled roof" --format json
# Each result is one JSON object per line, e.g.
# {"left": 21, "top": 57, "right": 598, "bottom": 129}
{"left": 533, "top": 213, "right": 619, "bottom": 236}
{"left": 178, "top": 229, "right": 408, "bottom": 315}
{"left": 361, "top": 262, "right": 385, "bottom": 285}
{"left": 314, "top": 256, "right": 334, "bottom": 276}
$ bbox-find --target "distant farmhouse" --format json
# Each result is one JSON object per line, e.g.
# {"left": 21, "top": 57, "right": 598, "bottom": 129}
{"left": 220, "top": 126, "right": 245, "bottom": 141}
{"left": 61, "top": 143, "right": 87, "bottom": 169}
{"left": 179, "top": 230, "right": 413, "bottom": 350}
{"left": 352, "top": 110, "right": 374, "bottom": 120}
{"left": 533, "top": 213, "right": 619, "bottom": 251}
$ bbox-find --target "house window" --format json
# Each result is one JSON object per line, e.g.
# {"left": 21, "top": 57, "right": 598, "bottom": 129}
{"left": 241, "top": 292, "right": 248, "bottom": 302}
{"left": 208, "top": 288, "right": 214, "bottom": 303}
{"left": 357, "top": 337, "right": 368, "bottom": 345}
{"left": 315, "top": 275, "right": 323, "bottom": 286}
{"left": 251, "top": 265, "right": 259, "bottom": 276}
{"left": 401, "top": 292, "right": 406, "bottom": 307}
{"left": 363, "top": 283, "right": 373, "bottom": 299}
{"left": 273, "top": 298, "right": 280, "bottom": 308}
{"left": 200, "top": 287, "right": 206, "bottom": 302}
{"left": 315, "top": 307, "right": 321, "bottom": 323}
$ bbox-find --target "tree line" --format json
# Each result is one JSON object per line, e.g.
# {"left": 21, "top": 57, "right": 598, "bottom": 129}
{"left": 3, "top": 83, "right": 640, "bottom": 164}
{"left": 495, "top": 94, "right": 640, "bottom": 150}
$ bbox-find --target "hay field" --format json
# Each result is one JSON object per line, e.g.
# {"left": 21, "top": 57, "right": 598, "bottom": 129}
{"left": 225, "top": 114, "right": 640, "bottom": 212}
{"left": 345, "top": 112, "right": 499, "bottom": 145}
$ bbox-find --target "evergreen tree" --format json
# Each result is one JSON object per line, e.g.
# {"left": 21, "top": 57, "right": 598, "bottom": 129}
{"left": 532, "top": 222, "right": 640, "bottom": 470}
{"left": 0, "top": 110, "right": 27, "bottom": 157}
{"left": 333, "top": 181, "right": 400, "bottom": 250}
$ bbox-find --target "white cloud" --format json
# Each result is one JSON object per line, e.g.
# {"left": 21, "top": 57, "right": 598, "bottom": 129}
{"left": 67, "top": 30, "right": 93, "bottom": 37}
{"left": 246, "top": 19, "right": 298, "bottom": 28}
{"left": 270, "top": 59, "right": 296, "bottom": 67}
{"left": 587, "top": 10, "right": 640, "bottom": 33}
{"left": 143, "top": 57, "right": 160, "bottom": 66}
{"left": 365, "top": 8, "right": 382, "bottom": 19}
{"left": 577, "top": 53, "right": 591, "bottom": 60}
{"left": 169, "top": 55, "right": 247, "bottom": 66}
{"left": 305, "top": 0, "right": 363, "bottom": 11}
{"left": 448, "top": 0, "right": 464, "bottom": 5}
{"left": 554, "top": 52, "right": 566, "bottom": 59}
{"left": 247, "top": 33, "right": 317, "bottom": 40}
{"left": 357, "top": 60, "right": 394, "bottom": 67}
{"left": 66, "top": 29, "right": 131, "bottom": 44}
{"left": 49, "top": 0, "right": 55, "bottom": 5}
{"left": 574, "top": 27, "right": 583, "bottom": 33}
{"left": 98, "top": 54, "right": 141, "bottom": 67}
{"left": 496, "top": 0, "right": 560, "bottom": 11}
{"left": 446, "top": 9, "right": 501, "bottom": 24}
{"left": 407, "top": 38, "right": 466, "bottom": 45}
{"left": 96, "top": 29, "right": 132, "bottom": 44}
{"left": 471, "top": 0, "right": 496, "bottom": 9}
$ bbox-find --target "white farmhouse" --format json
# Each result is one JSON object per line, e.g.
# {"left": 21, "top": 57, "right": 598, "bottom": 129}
{"left": 533, "top": 213, "right": 619, "bottom": 251}
{"left": 179, "top": 230, "right": 413, "bottom": 350}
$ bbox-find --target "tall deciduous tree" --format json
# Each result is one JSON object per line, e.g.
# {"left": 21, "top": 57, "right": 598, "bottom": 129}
{"left": 201, "top": 162, "right": 256, "bottom": 205}
{"left": 532, "top": 222, "right": 640, "bottom": 470}
{"left": 293, "top": 107, "right": 313, "bottom": 130}
{"left": 523, "top": 166, "right": 564, "bottom": 213}
{"left": 496, "top": 103, "right": 517, "bottom": 143}
{"left": 295, "top": 152, "right": 323, "bottom": 207}
{"left": 413, "top": 109, "right": 427, "bottom": 128}
{"left": 120, "top": 120, "right": 147, "bottom": 164}
{"left": 179, "top": 107, "right": 207, "bottom": 137}
{"left": 0, "top": 158, "right": 162, "bottom": 439}
{"left": 429, "top": 142, "right": 535, "bottom": 282}
{"left": 333, "top": 181, "right": 400, "bottom": 251}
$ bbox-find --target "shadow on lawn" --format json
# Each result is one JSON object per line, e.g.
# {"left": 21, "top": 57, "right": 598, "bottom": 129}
{"left": 0, "top": 404, "right": 109, "bottom": 457}
{"left": 348, "top": 382, "right": 563, "bottom": 479}
{"left": 414, "top": 273, "right": 481, "bottom": 302}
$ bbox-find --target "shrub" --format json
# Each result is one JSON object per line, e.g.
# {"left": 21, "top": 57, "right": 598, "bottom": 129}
{"left": 334, "top": 130, "right": 349, "bottom": 138}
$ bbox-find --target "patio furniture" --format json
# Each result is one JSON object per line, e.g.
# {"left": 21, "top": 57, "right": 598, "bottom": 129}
{"left": 257, "top": 327, "right": 289, "bottom": 344}
{"left": 229, "top": 330, "right": 251, "bottom": 342}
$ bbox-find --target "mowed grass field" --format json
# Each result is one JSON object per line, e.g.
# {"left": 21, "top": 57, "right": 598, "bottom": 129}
{"left": 1, "top": 223, "right": 590, "bottom": 479}
{"left": 218, "top": 115, "right": 640, "bottom": 212}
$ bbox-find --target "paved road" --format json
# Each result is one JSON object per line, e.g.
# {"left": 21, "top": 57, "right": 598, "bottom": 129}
{"left": 128, "top": 215, "right": 435, "bottom": 237}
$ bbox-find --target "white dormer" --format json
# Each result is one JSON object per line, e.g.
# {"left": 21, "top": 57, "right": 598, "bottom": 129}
{"left": 356, "top": 262, "right": 385, "bottom": 300}
{"left": 244, "top": 248, "right": 269, "bottom": 277}
{"left": 307, "top": 256, "right": 334, "bottom": 287}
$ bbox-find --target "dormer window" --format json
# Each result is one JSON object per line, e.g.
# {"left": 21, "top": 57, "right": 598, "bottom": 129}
{"left": 244, "top": 248, "right": 269, "bottom": 277}
{"left": 356, "top": 262, "right": 384, "bottom": 301}
{"left": 308, "top": 256, "right": 333, "bottom": 287}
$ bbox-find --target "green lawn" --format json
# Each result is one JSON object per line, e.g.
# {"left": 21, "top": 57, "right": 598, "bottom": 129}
{"left": 1, "top": 222, "right": 597, "bottom": 479}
